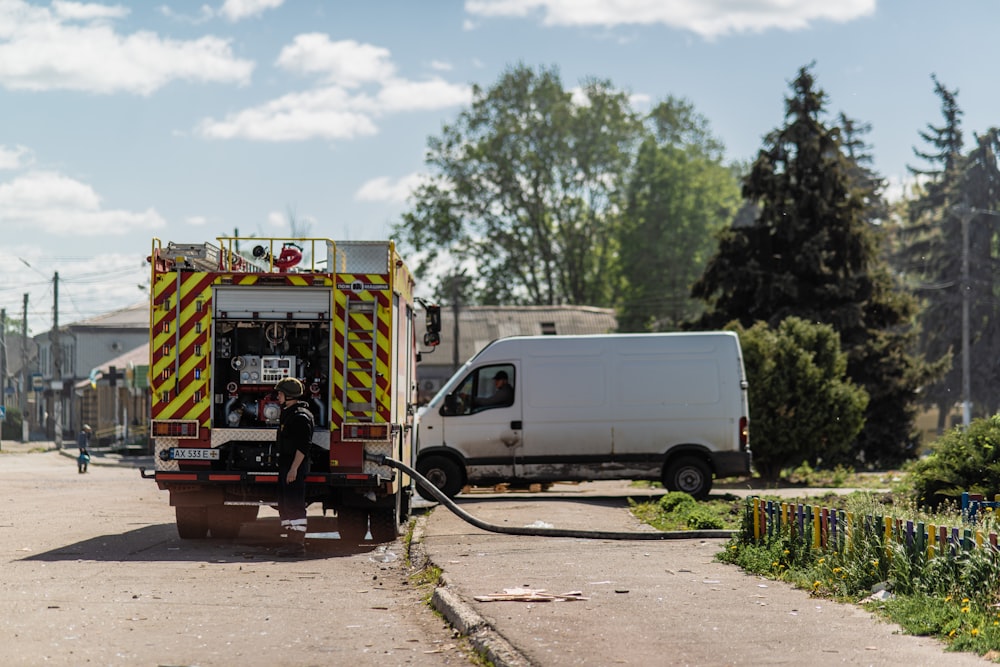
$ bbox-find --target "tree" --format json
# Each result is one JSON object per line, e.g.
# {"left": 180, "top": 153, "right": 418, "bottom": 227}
{"left": 617, "top": 98, "right": 741, "bottom": 332}
{"left": 692, "top": 65, "right": 938, "bottom": 466}
{"left": 396, "top": 64, "right": 641, "bottom": 307}
{"left": 896, "top": 76, "right": 966, "bottom": 430}
{"left": 898, "top": 77, "right": 1000, "bottom": 424}
{"left": 729, "top": 318, "right": 867, "bottom": 481}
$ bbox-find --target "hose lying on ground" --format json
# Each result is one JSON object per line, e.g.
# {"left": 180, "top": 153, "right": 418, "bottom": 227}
{"left": 368, "top": 454, "right": 735, "bottom": 541}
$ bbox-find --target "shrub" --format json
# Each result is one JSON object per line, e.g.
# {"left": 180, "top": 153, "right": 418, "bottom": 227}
{"left": 908, "top": 415, "right": 1000, "bottom": 508}
{"left": 727, "top": 317, "right": 868, "bottom": 481}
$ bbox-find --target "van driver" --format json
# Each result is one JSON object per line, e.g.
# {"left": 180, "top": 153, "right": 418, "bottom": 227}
{"left": 477, "top": 370, "right": 514, "bottom": 408}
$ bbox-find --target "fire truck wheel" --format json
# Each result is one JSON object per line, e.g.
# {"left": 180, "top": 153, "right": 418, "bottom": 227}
{"left": 416, "top": 455, "right": 464, "bottom": 500}
{"left": 175, "top": 506, "right": 209, "bottom": 539}
{"left": 662, "top": 455, "right": 712, "bottom": 500}
{"left": 338, "top": 507, "right": 369, "bottom": 542}
{"left": 369, "top": 508, "right": 398, "bottom": 543}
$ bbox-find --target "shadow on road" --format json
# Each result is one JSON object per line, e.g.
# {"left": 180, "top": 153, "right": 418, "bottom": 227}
{"left": 21, "top": 516, "right": 395, "bottom": 564}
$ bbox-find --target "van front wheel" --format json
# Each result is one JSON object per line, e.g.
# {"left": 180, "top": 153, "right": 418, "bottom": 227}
{"left": 663, "top": 456, "right": 712, "bottom": 500}
{"left": 416, "top": 456, "right": 464, "bottom": 500}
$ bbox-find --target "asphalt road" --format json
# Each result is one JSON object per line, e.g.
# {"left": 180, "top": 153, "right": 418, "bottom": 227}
{"left": 3, "top": 440, "right": 994, "bottom": 666}
{"left": 0, "top": 445, "right": 473, "bottom": 667}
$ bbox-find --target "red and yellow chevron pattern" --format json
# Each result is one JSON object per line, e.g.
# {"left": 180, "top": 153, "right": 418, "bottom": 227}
{"left": 150, "top": 271, "right": 214, "bottom": 430}
{"left": 331, "top": 273, "right": 393, "bottom": 428}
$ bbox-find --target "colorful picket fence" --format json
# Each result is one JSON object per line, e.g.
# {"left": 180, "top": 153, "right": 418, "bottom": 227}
{"left": 747, "top": 495, "right": 1000, "bottom": 557}
{"left": 961, "top": 492, "right": 1000, "bottom": 524}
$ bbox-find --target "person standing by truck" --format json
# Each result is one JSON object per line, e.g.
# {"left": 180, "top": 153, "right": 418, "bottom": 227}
{"left": 274, "top": 378, "right": 314, "bottom": 557}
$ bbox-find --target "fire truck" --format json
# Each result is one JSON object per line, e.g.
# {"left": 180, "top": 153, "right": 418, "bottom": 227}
{"left": 141, "top": 236, "right": 439, "bottom": 543}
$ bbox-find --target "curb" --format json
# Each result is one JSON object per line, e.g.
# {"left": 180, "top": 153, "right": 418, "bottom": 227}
{"left": 412, "top": 513, "right": 531, "bottom": 667}
{"left": 431, "top": 577, "right": 532, "bottom": 667}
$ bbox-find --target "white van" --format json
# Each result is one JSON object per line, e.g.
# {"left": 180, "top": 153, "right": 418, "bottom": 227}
{"left": 414, "top": 332, "right": 750, "bottom": 499}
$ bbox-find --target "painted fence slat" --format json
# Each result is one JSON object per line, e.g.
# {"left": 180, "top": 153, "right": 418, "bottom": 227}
{"left": 745, "top": 496, "right": 1000, "bottom": 562}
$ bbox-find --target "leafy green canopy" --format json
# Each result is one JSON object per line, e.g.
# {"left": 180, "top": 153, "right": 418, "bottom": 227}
{"left": 396, "top": 64, "right": 639, "bottom": 306}
{"left": 395, "top": 64, "right": 739, "bottom": 315}
{"left": 618, "top": 98, "right": 741, "bottom": 331}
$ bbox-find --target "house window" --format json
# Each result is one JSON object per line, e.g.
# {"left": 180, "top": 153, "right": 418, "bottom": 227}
{"left": 540, "top": 322, "right": 557, "bottom": 335}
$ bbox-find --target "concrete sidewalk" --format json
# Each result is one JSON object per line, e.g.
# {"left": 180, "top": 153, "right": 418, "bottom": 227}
{"left": 416, "top": 488, "right": 991, "bottom": 667}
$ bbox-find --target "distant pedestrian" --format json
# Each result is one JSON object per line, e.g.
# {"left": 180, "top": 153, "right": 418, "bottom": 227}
{"left": 273, "top": 378, "right": 314, "bottom": 556}
{"left": 77, "top": 424, "right": 92, "bottom": 474}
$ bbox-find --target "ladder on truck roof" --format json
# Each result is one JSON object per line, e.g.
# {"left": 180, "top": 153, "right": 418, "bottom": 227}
{"left": 161, "top": 242, "right": 221, "bottom": 272}
{"left": 342, "top": 298, "right": 378, "bottom": 420}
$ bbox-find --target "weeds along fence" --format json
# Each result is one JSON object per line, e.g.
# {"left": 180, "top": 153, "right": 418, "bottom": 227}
{"left": 745, "top": 493, "right": 1000, "bottom": 557}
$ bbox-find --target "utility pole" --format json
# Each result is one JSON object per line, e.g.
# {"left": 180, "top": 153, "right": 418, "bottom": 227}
{"left": 960, "top": 207, "right": 971, "bottom": 427}
{"left": 0, "top": 309, "right": 4, "bottom": 451}
{"left": 21, "top": 293, "right": 28, "bottom": 442}
{"left": 21, "top": 292, "right": 31, "bottom": 442}
{"left": 51, "top": 271, "right": 62, "bottom": 449}
{"left": 451, "top": 275, "right": 462, "bottom": 374}
{"left": 1, "top": 308, "right": 7, "bottom": 422}
{"left": 956, "top": 205, "right": 1000, "bottom": 428}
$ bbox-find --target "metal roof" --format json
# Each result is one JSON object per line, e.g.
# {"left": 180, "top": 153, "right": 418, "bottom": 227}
{"left": 425, "top": 305, "right": 618, "bottom": 369}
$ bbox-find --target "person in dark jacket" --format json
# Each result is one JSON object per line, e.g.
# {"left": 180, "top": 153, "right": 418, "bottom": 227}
{"left": 476, "top": 370, "right": 514, "bottom": 408}
{"left": 274, "top": 378, "right": 314, "bottom": 557}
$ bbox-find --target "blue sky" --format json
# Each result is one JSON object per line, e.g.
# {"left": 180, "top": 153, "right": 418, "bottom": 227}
{"left": 1, "top": 0, "right": 998, "bottom": 335}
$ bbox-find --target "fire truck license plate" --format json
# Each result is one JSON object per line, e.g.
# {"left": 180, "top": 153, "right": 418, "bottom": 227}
{"left": 170, "top": 448, "right": 220, "bottom": 460}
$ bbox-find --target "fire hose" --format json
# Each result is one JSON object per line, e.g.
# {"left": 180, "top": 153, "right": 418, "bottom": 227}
{"left": 368, "top": 454, "right": 735, "bottom": 541}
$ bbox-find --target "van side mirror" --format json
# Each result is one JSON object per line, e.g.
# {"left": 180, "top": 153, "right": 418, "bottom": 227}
{"left": 423, "top": 331, "right": 440, "bottom": 347}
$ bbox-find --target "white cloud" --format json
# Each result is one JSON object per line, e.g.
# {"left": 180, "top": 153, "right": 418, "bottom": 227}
{"left": 267, "top": 211, "right": 286, "bottom": 227}
{"left": 0, "top": 170, "right": 166, "bottom": 235}
{"left": 356, "top": 173, "right": 429, "bottom": 204}
{"left": 197, "top": 36, "right": 472, "bottom": 142}
{"left": 464, "top": 0, "right": 876, "bottom": 38}
{"left": 53, "top": 1, "right": 129, "bottom": 21}
{"left": 277, "top": 34, "right": 396, "bottom": 87}
{"left": 158, "top": 4, "right": 215, "bottom": 25}
{"left": 197, "top": 87, "right": 380, "bottom": 141}
{"left": 0, "top": 0, "right": 254, "bottom": 95}
{"left": 219, "top": 0, "right": 284, "bottom": 22}
{"left": 0, "top": 144, "right": 31, "bottom": 170}
{"left": 185, "top": 215, "right": 209, "bottom": 226}
{"left": 430, "top": 60, "right": 453, "bottom": 72}
{"left": 376, "top": 77, "right": 472, "bottom": 112}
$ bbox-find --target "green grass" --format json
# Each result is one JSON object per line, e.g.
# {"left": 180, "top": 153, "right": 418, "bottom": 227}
{"left": 629, "top": 491, "right": 744, "bottom": 530}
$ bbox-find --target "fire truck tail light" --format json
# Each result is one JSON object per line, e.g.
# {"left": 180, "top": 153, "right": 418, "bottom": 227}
{"left": 342, "top": 423, "right": 389, "bottom": 441}
{"left": 152, "top": 420, "right": 200, "bottom": 438}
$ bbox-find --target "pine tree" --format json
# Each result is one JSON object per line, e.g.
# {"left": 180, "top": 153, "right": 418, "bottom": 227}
{"left": 896, "top": 76, "right": 966, "bottom": 431}
{"left": 692, "top": 65, "right": 937, "bottom": 466}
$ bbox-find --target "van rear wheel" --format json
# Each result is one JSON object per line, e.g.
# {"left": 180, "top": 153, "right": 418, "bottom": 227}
{"left": 663, "top": 456, "right": 712, "bottom": 500}
{"left": 416, "top": 455, "right": 464, "bottom": 500}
